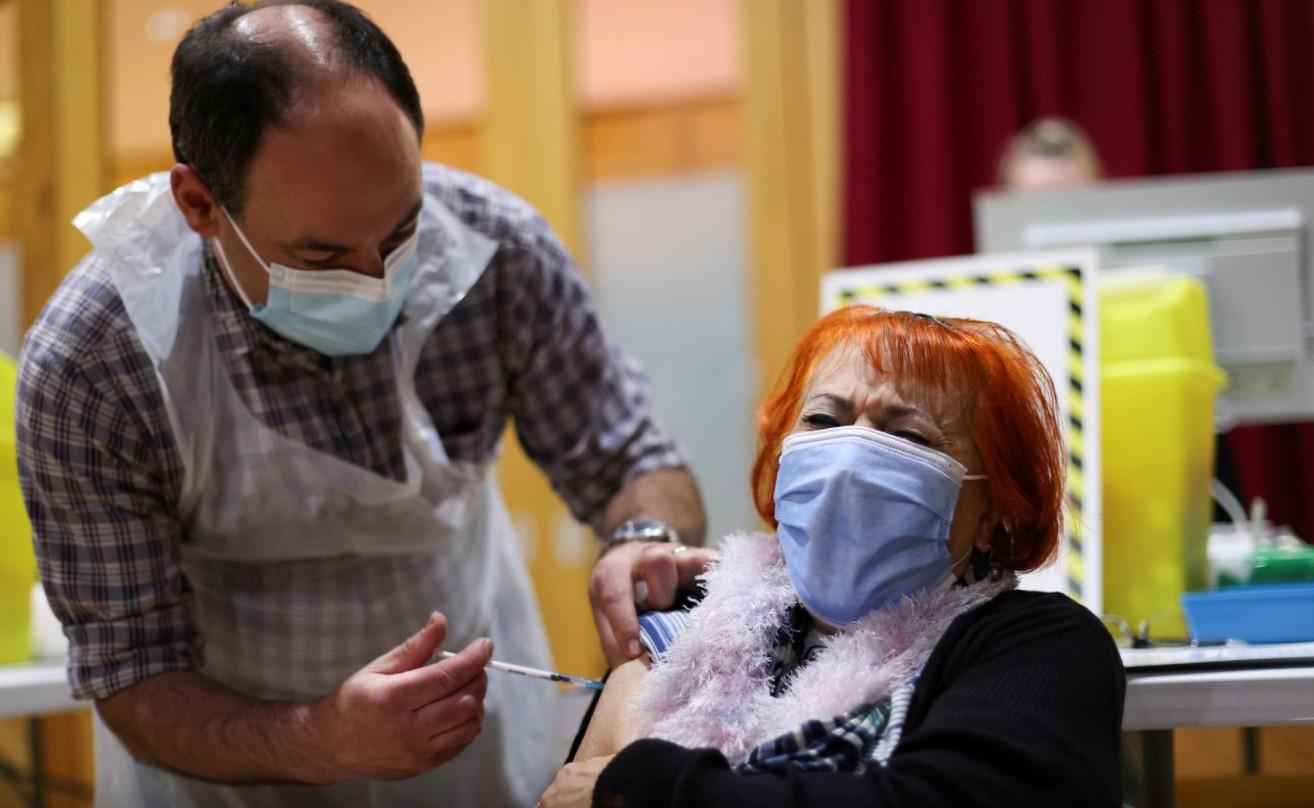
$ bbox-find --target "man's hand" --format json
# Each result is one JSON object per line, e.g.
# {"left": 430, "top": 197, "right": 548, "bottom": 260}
{"left": 538, "top": 754, "right": 615, "bottom": 808}
{"left": 94, "top": 612, "right": 493, "bottom": 785}
{"left": 307, "top": 612, "right": 493, "bottom": 782}
{"left": 589, "top": 541, "right": 716, "bottom": 668}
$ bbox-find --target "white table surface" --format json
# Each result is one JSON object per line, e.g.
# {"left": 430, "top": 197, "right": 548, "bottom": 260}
{"left": 0, "top": 658, "right": 81, "bottom": 720}
{"left": 7, "top": 655, "right": 1312, "bottom": 733}
{"left": 1123, "top": 665, "right": 1314, "bottom": 731}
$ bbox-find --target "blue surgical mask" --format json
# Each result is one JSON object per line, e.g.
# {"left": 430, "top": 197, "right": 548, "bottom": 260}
{"left": 212, "top": 208, "right": 420, "bottom": 357}
{"left": 773, "top": 425, "right": 986, "bottom": 626}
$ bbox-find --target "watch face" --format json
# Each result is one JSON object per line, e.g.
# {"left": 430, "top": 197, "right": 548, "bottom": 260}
{"left": 614, "top": 520, "right": 674, "bottom": 542}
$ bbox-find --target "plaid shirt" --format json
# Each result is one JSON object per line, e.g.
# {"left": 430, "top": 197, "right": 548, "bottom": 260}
{"left": 16, "top": 164, "right": 685, "bottom": 700}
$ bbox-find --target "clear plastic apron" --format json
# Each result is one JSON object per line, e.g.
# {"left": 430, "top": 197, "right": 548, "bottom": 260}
{"left": 75, "top": 174, "right": 556, "bottom": 807}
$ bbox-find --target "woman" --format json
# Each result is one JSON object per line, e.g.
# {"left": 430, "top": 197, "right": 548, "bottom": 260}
{"left": 541, "top": 306, "right": 1124, "bottom": 807}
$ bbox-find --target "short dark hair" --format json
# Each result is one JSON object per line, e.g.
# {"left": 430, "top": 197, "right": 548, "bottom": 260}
{"left": 169, "top": 0, "right": 424, "bottom": 214}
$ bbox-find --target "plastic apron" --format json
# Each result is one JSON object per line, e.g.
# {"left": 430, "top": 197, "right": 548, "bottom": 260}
{"left": 74, "top": 173, "right": 556, "bottom": 808}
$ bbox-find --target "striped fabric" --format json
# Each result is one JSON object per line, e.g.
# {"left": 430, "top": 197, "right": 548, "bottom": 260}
{"left": 736, "top": 690, "right": 893, "bottom": 774}
{"left": 637, "top": 610, "right": 693, "bottom": 663}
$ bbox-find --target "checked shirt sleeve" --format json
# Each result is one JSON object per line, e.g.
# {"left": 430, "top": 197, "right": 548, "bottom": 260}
{"left": 16, "top": 272, "right": 199, "bottom": 700}
{"left": 495, "top": 218, "right": 688, "bottom": 530}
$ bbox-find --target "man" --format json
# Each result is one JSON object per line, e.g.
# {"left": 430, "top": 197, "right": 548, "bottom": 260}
{"left": 16, "top": 1, "right": 711, "bottom": 805}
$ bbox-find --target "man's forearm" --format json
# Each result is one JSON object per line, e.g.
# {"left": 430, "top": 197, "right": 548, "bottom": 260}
{"left": 599, "top": 467, "right": 707, "bottom": 546}
{"left": 97, "top": 670, "right": 330, "bottom": 785}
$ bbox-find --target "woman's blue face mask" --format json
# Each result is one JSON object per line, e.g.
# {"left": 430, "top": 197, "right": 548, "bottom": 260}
{"left": 773, "top": 425, "right": 986, "bottom": 626}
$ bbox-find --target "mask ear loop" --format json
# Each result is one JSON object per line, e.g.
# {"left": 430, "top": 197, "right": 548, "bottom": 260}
{"left": 948, "top": 545, "right": 975, "bottom": 571}
{"left": 219, "top": 206, "right": 273, "bottom": 275}
{"left": 211, "top": 206, "right": 274, "bottom": 312}
{"left": 211, "top": 237, "right": 257, "bottom": 311}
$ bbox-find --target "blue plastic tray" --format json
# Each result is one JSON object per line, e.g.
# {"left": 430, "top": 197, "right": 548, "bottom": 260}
{"left": 1182, "top": 582, "right": 1314, "bottom": 644}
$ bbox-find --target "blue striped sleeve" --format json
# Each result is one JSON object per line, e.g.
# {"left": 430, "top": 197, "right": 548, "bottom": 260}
{"left": 637, "top": 609, "right": 693, "bottom": 663}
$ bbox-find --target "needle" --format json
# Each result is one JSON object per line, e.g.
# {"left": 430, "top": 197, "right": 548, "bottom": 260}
{"left": 438, "top": 651, "right": 605, "bottom": 690}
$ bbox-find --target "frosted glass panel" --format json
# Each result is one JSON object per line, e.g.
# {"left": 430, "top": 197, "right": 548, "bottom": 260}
{"left": 585, "top": 172, "right": 757, "bottom": 544}
{"left": 0, "top": 243, "right": 18, "bottom": 357}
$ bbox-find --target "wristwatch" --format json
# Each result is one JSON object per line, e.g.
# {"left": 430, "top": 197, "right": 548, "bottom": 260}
{"left": 607, "top": 519, "right": 680, "bottom": 547}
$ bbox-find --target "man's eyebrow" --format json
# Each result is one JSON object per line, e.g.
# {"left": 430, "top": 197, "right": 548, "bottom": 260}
{"left": 279, "top": 198, "right": 423, "bottom": 253}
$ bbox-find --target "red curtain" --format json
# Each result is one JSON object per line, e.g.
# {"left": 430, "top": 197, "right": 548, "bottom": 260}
{"left": 842, "top": 0, "right": 1314, "bottom": 540}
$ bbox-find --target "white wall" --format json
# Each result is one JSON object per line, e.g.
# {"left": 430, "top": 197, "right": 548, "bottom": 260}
{"left": 585, "top": 172, "right": 758, "bottom": 544}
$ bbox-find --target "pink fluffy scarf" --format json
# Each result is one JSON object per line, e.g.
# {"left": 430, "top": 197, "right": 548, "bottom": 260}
{"left": 635, "top": 532, "right": 1017, "bottom": 766}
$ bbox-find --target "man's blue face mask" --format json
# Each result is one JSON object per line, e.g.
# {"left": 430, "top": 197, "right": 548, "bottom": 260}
{"left": 772, "top": 425, "right": 986, "bottom": 626}
{"left": 213, "top": 207, "right": 420, "bottom": 357}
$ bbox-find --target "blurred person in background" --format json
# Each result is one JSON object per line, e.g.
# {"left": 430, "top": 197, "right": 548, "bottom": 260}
{"left": 999, "top": 117, "right": 1103, "bottom": 191}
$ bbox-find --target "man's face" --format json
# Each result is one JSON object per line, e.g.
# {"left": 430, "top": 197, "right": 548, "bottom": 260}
{"left": 213, "top": 73, "right": 424, "bottom": 306}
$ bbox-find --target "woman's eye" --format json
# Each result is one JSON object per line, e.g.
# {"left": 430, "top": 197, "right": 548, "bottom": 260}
{"left": 803, "top": 413, "right": 841, "bottom": 429}
{"left": 893, "top": 430, "right": 931, "bottom": 446}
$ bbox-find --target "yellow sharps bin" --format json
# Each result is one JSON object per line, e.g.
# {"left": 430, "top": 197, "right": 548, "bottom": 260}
{"left": 1, "top": 351, "right": 36, "bottom": 662}
{"left": 1100, "top": 275, "right": 1226, "bottom": 630}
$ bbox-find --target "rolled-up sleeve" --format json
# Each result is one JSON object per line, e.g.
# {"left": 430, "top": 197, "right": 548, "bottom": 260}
{"left": 497, "top": 221, "right": 687, "bottom": 529}
{"left": 17, "top": 330, "right": 199, "bottom": 700}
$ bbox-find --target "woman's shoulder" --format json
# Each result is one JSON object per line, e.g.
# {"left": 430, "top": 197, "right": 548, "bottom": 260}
{"left": 991, "top": 588, "right": 1107, "bottom": 625}
{"left": 981, "top": 587, "right": 1104, "bottom": 622}
{"left": 943, "top": 587, "right": 1122, "bottom": 672}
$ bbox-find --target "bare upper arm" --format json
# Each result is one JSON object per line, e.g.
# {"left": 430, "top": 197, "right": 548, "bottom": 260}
{"left": 575, "top": 656, "right": 652, "bottom": 760}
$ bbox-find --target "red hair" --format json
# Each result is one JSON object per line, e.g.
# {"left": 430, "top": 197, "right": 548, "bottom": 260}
{"left": 750, "top": 305, "right": 1066, "bottom": 571}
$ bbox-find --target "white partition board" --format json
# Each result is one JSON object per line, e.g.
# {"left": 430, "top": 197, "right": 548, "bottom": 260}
{"left": 822, "top": 249, "right": 1102, "bottom": 611}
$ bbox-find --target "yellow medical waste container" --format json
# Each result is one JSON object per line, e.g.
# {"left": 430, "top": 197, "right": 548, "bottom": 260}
{"left": 1100, "top": 275, "right": 1225, "bottom": 632}
{"left": 1, "top": 351, "right": 36, "bottom": 662}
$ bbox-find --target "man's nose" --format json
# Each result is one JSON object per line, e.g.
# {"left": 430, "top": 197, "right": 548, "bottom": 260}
{"left": 350, "top": 251, "right": 387, "bottom": 279}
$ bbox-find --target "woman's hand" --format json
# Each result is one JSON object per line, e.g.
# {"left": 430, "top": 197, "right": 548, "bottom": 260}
{"left": 538, "top": 755, "right": 616, "bottom": 808}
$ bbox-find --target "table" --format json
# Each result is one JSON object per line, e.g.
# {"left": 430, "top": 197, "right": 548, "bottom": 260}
{"left": 1125, "top": 665, "right": 1314, "bottom": 730}
{"left": 0, "top": 658, "right": 78, "bottom": 721}
{"left": 6, "top": 658, "right": 1313, "bottom": 806}
{"left": 1122, "top": 665, "right": 1314, "bottom": 808}
{"left": 0, "top": 658, "right": 596, "bottom": 805}
{"left": 0, "top": 658, "right": 83, "bottom": 807}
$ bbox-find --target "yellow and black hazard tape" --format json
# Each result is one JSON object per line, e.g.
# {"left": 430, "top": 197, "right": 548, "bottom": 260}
{"left": 833, "top": 265, "right": 1087, "bottom": 600}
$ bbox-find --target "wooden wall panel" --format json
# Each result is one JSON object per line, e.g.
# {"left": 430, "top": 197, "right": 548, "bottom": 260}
{"left": 0, "top": 179, "right": 11, "bottom": 239}
{"left": 15, "top": 0, "right": 109, "bottom": 327}
{"left": 1258, "top": 726, "right": 1314, "bottom": 775}
{"left": 583, "top": 97, "right": 739, "bottom": 181}
{"left": 110, "top": 124, "right": 485, "bottom": 191}
{"left": 421, "top": 123, "right": 482, "bottom": 176}
{"left": 741, "top": 0, "right": 840, "bottom": 397}
{"left": 1175, "top": 727, "right": 1244, "bottom": 778}
{"left": 109, "top": 98, "right": 739, "bottom": 196}
{"left": 1177, "top": 775, "right": 1314, "bottom": 808}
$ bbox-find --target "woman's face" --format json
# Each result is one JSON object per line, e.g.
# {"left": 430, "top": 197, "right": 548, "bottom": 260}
{"left": 790, "top": 345, "right": 998, "bottom": 578}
